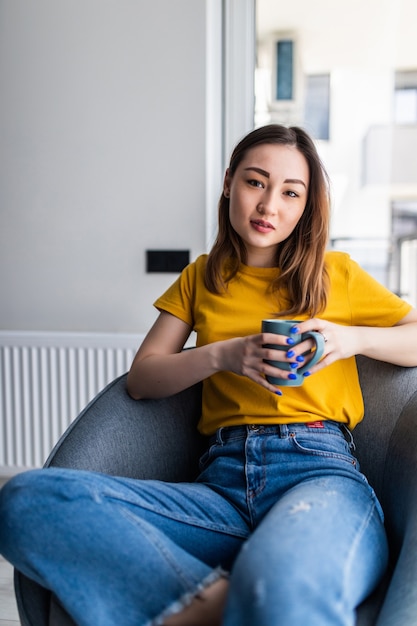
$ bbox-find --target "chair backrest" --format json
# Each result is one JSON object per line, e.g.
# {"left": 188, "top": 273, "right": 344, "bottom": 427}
{"left": 45, "top": 355, "right": 417, "bottom": 554}
{"left": 46, "top": 356, "right": 417, "bottom": 499}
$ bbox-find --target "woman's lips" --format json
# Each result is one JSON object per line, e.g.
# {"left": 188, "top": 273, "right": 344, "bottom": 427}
{"left": 250, "top": 219, "right": 275, "bottom": 233}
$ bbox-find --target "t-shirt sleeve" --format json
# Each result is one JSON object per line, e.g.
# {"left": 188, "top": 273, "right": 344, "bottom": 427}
{"left": 346, "top": 256, "right": 413, "bottom": 326}
{"left": 153, "top": 259, "right": 198, "bottom": 327}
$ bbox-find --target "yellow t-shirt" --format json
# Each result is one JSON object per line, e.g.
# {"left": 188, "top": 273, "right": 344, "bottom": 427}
{"left": 154, "top": 251, "right": 412, "bottom": 434}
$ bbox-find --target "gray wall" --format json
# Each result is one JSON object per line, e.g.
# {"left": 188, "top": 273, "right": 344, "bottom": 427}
{"left": 0, "top": 0, "right": 211, "bottom": 334}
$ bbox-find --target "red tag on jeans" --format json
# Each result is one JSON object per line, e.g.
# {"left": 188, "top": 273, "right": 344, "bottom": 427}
{"left": 306, "top": 421, "right": 324, "bottom": 428}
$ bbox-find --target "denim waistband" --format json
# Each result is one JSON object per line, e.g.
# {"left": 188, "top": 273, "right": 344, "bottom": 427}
{"left": 210, "top": 421, "right": 353, "bottom": 448}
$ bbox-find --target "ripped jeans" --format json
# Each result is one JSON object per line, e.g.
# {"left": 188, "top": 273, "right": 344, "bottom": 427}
{"left": 0, "top": 421, "right": 388, "bottom": 626}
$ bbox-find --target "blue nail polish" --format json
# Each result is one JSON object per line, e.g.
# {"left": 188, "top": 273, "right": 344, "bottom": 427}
{"left": 290, "top": 326, "right": 299, "bottom": 334}
{"left": 303, "top": 371, "right": 311, "bottom": 377}
{"left": 290, "top": 362, "right": 298, "bottom": 369}
{"left": 286, "top": 349, "right": 295, "bottom": 358}
{"left": 275, "top": 390, "right": 283, "bottom": 396}
{"left": 288, "top": 373, "right": 297, "bottom": 380}
{"left": 296, "top": 355, "right": 305, "bottom": 363}
{"left": 286, "top": 337, "right": 295, "bottom": 345}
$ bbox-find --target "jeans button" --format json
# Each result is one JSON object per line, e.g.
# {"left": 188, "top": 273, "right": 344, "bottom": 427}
{"left": 249, "top": 424, "right": 259, "bottom": 431}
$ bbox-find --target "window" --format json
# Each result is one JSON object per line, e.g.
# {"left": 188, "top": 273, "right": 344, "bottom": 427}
{"left": 394, "top": 70, "right": 417, "bottom": 124}
{"left": 276, "top": 39, "right": 294, "bottom": 100}
{"left": 390, "top": 201, "right": 417, "bottom": 303}
{"left": 304, "top": 74, "right": 330, "bottom": 140}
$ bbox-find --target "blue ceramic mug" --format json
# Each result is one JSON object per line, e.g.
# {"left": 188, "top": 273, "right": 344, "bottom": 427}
{"left": 262, "top": 319, "right": 325, "bottom": 386}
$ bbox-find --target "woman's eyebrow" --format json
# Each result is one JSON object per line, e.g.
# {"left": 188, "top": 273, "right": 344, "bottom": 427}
{"left": 244, "top": 166, "right": 270, "bottom": 178}
{"left": 284, "top": 178, "right": 307, "bottom": 189}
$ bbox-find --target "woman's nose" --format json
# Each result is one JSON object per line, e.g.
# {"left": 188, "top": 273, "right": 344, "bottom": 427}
{"left": 256, "top": 194, "right": 277, "bottom": 216}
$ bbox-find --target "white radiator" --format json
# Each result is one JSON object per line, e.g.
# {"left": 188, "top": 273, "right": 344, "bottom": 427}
{"left": 0, "top": 332, "right": 142, "bottom": 475}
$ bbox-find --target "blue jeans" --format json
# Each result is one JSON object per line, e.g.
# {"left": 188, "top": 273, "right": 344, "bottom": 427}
{"left": 0, "top": 422, "right": 388, "bottom": 626}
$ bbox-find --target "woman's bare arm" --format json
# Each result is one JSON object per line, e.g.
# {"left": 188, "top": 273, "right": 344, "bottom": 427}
{"left": 127, "top": 312, "right": 213, "bottom": 399}
{"left": 126, "top": 311, "right": 299, "bottom": 399}
{"left": 295, "top": 308, "right": 417, "bottom": 374}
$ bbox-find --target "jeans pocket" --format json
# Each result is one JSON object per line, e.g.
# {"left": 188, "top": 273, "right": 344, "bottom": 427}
{"left": 291, "top": 431, "right": 358, "bottom": 468}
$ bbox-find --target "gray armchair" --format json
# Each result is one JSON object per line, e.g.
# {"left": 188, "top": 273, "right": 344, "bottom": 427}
{"left": 14, "top": 356, "right": 417, "bottom": 626}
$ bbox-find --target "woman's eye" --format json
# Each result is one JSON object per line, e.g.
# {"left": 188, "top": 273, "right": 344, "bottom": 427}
{"left": 248, "top": 179, "right": 264, "bottom": 188}
{"left": 285, "top": 190, "right": 299, "bottom": 198}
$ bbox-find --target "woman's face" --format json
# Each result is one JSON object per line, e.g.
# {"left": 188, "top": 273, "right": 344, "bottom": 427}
{"left": 224, "top": 143, "right": 310, "bottom": 267}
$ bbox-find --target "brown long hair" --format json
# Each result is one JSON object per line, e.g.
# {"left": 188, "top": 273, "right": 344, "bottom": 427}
{"left": 205, "top": 124, "right": 330, "bottom": 317}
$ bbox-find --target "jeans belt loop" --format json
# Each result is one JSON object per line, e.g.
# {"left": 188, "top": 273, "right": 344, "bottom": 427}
{"left": 340, "top": 423, "right": 356, "bottom": 451}
{"left": 216, "top": 427, "right": 225, "bottom": 445}
{"left": 279, "top": 424, "right": 289, "bottom": 439}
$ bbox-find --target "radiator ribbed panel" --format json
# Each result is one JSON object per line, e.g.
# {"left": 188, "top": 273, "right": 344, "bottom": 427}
{"left": 0, "top": 333, "right": 140, "bottom": 472}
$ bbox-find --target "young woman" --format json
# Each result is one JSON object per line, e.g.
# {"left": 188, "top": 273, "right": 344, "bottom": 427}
{"left": 1, "top": 125, "right": 417, "bottom": 626}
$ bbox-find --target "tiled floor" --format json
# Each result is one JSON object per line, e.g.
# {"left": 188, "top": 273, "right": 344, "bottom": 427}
{"left": 0, "top": 478, "right": 20, "bottom": 625}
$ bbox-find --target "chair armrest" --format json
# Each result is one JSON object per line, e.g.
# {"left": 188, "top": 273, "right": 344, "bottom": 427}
{"left": 45, "top": 373, "right": 205, "bottom": 482}
{"left": 376, "top": 389, "right": 417, "bottom": 625}
{"left": 355, "top": 357, "right": 417, "bottom": 499}
{"left": 15, "top": 375, "right": 205, "bottom": 626}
